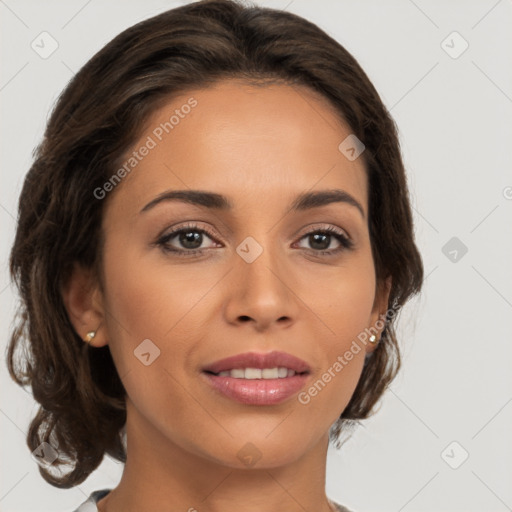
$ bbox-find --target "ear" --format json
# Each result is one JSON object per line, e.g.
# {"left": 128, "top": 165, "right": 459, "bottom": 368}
{"left": 61, "top": 262, "right": 108, "bottom": 347}
{"left": 365, "top": 275, "right": 392, "bottom": 354}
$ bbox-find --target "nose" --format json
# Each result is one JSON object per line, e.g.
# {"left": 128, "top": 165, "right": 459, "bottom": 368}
{"left": 223, "top": 238, "right": 300, "bottom": 332}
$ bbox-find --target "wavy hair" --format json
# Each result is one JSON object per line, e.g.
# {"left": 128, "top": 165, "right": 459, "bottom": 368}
{"left": 6, "top": 0, "right": 423, "bottom": 488}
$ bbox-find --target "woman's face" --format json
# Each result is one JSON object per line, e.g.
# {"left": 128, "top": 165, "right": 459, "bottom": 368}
{"left": 88, "top": 79, "right": 389, "bottom": 468}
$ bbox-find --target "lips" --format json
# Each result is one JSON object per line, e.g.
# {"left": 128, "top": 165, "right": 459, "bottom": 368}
{"left": 202, "top": 372, "right": 309, "bottom": 405}
{"left": 202, "top": 350, "right": 311, "bottom": 375}
{"left": 201, "top": 351, "right": 312, "bottom": 405}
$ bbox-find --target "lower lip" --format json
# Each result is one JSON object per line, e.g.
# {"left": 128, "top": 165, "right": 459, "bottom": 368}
{"left": 202, "top": 372, "right": 309, "bottom": 405}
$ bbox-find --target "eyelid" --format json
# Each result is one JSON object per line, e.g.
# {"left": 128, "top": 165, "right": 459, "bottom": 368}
{"left": 155, "top": 221, "right": 354, "bottom": 255}
{"left": 159, "top": 221, "right": 352, "bottom": 241}
{"left": 157, "top": 221, "right": 220, "bottom": 245}
{"left": 294, "top": 224, "right": 354, "bottom": 251}
{"left": 295, "top": 222, "right": 351, "bottom": 240}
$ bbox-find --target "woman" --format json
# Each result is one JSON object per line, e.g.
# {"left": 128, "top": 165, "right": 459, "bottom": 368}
{"left": 6, "top": 1, "right": 423, "bottom": 511}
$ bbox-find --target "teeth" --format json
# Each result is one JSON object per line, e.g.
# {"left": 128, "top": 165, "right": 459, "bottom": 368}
{"left": 278, "top": 367, "right": 288, "bottom": 378}
{"left": 262, "top": 368, "right": 278, "bottom": 379}
{"left": 245, "top": 368, "right": 261, "bottom": 379}
{"left": 215, "top": 367, "right": 297, "bottom": 379}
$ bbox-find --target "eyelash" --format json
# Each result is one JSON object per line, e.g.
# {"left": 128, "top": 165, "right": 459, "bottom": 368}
{"left": 155, "top": 222, "right": 354, "bottom": 258}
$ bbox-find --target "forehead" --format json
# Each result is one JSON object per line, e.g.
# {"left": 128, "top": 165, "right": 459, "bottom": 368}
{"left": 105, "top": 79, "right": 368, "bottom": 219}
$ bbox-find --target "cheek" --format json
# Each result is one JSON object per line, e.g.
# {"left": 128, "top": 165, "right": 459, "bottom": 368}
{"left": 315, "top": 251, "right": 377, "bottom": 346}
{"left": 99, "top": 247, "right": 213, "bottom": 430}
{"left": 108, "top": 260, "right": 210, "bottom": 325}
{"left": 300, "top": 253, "right": 376, "bottom": 412}
{"left": 99, "top": 239, "right": 217, "bottom": 376}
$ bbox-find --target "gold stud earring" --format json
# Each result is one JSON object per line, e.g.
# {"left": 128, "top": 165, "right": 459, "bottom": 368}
{"left": 85, "top": 331, "right": 97, "bottom": 343}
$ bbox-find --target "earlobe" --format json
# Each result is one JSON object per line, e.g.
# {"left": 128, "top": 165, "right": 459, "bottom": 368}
{"left": 61, "top": 262, "right": 108, "bottom": 347}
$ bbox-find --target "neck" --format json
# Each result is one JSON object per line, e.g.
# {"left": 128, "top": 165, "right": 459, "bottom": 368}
{"left": 98, "top": 400, "right": 336, "bottom": 512}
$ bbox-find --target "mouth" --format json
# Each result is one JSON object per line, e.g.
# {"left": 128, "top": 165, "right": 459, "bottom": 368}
{"left": 203, "top": 367, "right": 309, "bottom": 379}
{"left": 202, "top": 350, "right": 311, "bottom": 375}
{"left": 201, "top": 351, "right": 311, "bottom": 405}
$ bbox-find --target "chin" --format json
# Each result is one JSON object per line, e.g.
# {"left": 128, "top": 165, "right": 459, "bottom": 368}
{"left": 204, "top": 430, "right": 319, "bottom": 470}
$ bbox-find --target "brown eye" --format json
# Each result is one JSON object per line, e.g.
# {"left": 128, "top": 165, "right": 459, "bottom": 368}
{"left": 156, "top": 223, "right": 220, "bottom": 257}
{"left": 295, "top": 226, "right": 353, "bottom": 255}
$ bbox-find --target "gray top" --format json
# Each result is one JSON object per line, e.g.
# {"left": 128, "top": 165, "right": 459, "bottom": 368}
{"left": 72, "top": 489, "right": 355, "bottom": 512}
{"left": 72, "top": 489, "right": 110, "bottom": 511}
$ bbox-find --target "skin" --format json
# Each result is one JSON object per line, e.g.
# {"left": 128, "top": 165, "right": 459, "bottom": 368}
{"left": 63, "top": 79, "right": 391, "bottom": 512}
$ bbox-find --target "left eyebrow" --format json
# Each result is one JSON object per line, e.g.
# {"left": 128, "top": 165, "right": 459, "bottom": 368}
{"left": 290, "top": 189, "right": 365, "bottom": 218}
{"left": 139, "top": 188, "right": 365, "bottom": 219}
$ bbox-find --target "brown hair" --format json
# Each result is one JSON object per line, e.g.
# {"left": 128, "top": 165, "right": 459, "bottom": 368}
{"left": 7, "top": 0, "right": 423, "bottom": 488}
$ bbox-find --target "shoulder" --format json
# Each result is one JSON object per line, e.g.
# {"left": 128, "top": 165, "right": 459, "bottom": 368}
{"left": 71, "top": 489, "right": 112, "bottom": 512}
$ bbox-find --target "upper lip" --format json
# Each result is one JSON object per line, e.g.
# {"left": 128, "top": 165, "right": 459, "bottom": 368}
{"left": 202, "top": 351, "right": 311, "bottom": 374}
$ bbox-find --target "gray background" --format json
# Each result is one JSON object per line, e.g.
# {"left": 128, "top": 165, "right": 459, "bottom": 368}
{"left": 1, "top": 1, "right": 511, "bottom": 511}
